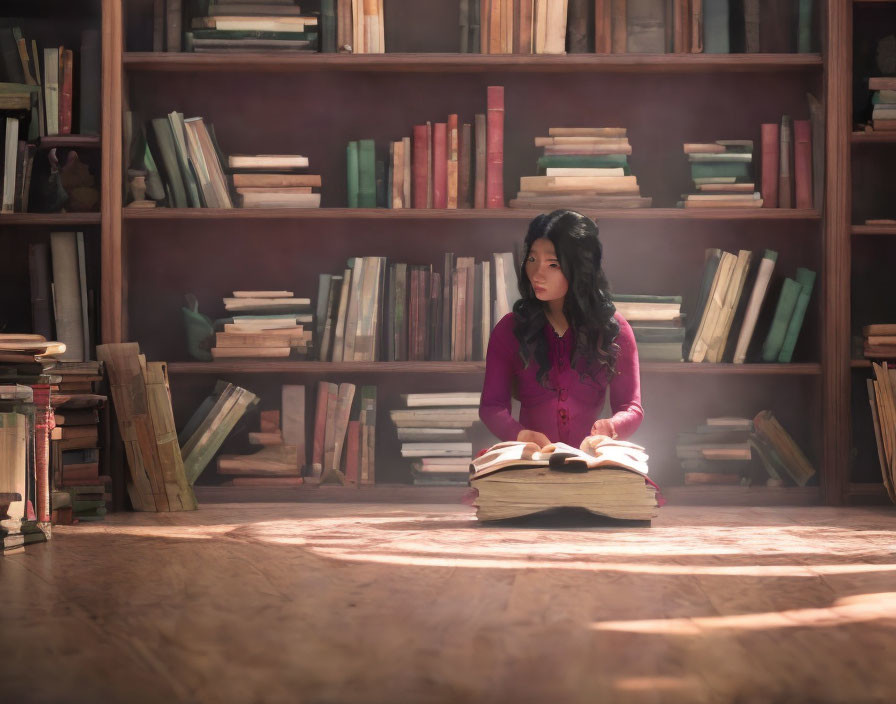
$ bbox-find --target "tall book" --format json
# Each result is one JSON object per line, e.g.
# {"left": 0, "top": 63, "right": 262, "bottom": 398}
{"left": 777, "top": 267, "right": 815, "bottom": 363}
{"left": 732, "top": 249, "right": 777, "bottom": 364}
{"left": 689, "top": 250, "right": 736, "bottom": 363}
{"left": 50, "top": 232, "right": 85, "bottom": 362}
{"left": 702, "top": 0, "right": 729, "bottom": 53}
{"left": 760, "top": 122, "right": 779, "bottom": 208}
{"left": 486, "top": 86, "right": 504, "bottom": 208}
{"left": 793, "top": 119, "right": 812, "bottom": 210}
{"left": 626, "top": 0, "right": 666, "bottom": 53}
{"left": 760, "top": 277, "right": 801, "bottom": 362}
{"left": 778, "top": 115, "right": 793, "bottom": 209}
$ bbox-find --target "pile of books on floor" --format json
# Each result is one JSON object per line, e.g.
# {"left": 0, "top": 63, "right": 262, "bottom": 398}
{"left": 613, "top": 294, "right": 684, "bottom": 362}
{"left": 185, "top": 2, "right": 320, "bottom": 53}
{"left": 180, "top": 380, "right": 259, "bottom": 485}
{"left": 307, "top": 382, "right": 377, "bottom": 485}
{"left": 868, "top": 78, "right": 896, "bottom": 132}
{"left": 679, "top": 140, "right": 762, "bottom": 209}
{"left": 685, "top": 248, "right": 815, "bottom": 364}
{"left": 676, "top": 417, "right": 754, "bottom": 486}
{"left": 216, "top": 386, "right": 304, "bottom": 487}
{"left": 865, "top": 363, "right": 896, "bottom": 504}
{"left": 214, "top": 291, "right": 313, "bottom": 359}
{"left": 391, "top": 392, "right": 480, "bottom": 487}
{"left": 470, "top": 437, "right": 660, "bottom": 522}
{"left": 510, "top": 127, "right": 652, "bottom": 210}
{"left": 228, "top": 154, "right": 321, "bottom": 208}
{"left": 862, "top": 324, "right": 896, "bottom": 359}
{"left": 50, "top": 360, "right": 108, "bottom": 524}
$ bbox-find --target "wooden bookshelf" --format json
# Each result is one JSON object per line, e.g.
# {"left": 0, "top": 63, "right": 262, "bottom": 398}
{"left": 0, "top": 213, "right": 101, "bottom": 226}
{"left": 94, "top": 0, "right": 845, "bottom": 502}
{"left": 851, "top": 131, "right": 896, "bottom": 142}
{"left": 37, "top": 135, "right": 102, "bottom": 150}
{"left": 166, "top": 361, "right": 821, "bottom": 376}
{"left": 124, "top": 52, "right": 824, "bottom": 74}
{"left": 852, "top": 225, "right": 896, "bottom": 235}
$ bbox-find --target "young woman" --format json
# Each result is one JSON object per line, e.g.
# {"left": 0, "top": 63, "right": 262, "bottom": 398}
{"left": 479, "top": 209, "right": 643, "bottom": 452}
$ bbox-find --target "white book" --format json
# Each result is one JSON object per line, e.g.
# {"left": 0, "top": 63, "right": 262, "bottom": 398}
{"left": 689, "top": 251, "right": 736, "bottom": 363}
{"left": 43, "top": 48, "right": 59, "bottom": 136}
{"left": 401, "top": 392, "right": 481, "bottom": 407}
{"left": 544, "top": 168, "right": 626, "bottom": 177}
{"left": 2, "top": 117, "right": 18, "bottom": 212}
{"left": 732, "top": 250, "right": 777, "bottom": 364}
{"left": 228, "top": 154, "right": 310, "bottom": 169}
{"left": 232, "top": 290, "right": 294, "bottom": 298}
{"left": 688, "top": 153, "right": 753, "bottom": 162}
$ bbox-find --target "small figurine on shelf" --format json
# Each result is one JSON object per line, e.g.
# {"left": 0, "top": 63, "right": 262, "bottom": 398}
{"left": 126, "top": 168, "right": 156, "bottom": 209}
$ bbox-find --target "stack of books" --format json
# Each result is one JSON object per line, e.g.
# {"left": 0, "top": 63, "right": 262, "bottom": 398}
{"left": 680, "top": 140, "right": 762, "bottom": 209}
{"left": 751, "top": 410, "right": 816, "bottom": 486}
{"left": 862, "top": 324, "right": 896, "bottom": 359}
{"left": 868, "top": 78, "right": 896, "bottom": 132}
{"left": 510, "top": 127, "right": 651, "bottom": 210}
{"left": 186, "top": 3, "right": 319, "bottom": 53}
{"left": 214, "top": 291, "right": 313, "bottom": 360}
{"left": 308, "top": 382, "right": 377, "bottom": 485}
{"left": 392, "top": 392, "right": 480, "bottom": 487}
{"left": 613, "top": 294, "right": 685, "bottom": 362}
{"left": 676, "top": 417, "right": 754, "bottom": 486}
{"left": 228, "top": 154, "right": 321, "bottom": 208}
{"left": 470, "top": 438, "right": 660, "bottom": 522}
{"left": 179, "top": 380, "right": 259, "bottom": 485}
{"left": 217, "top": 386, "right": 305, "bottom": 486}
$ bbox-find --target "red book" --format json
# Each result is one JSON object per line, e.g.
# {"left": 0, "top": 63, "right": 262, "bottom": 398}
{"left": 459, "top": 122, "right": 472, "bottom": 208}
{"left": 425, "top": 121, "right": 433, "bottom": 208}
{"left": 793, "top": 119, "right": 812, "bottom": 210}
{"left": 412, "top": 124, "right": 428, "bottom": 209}
{"left": 344, "top": 420, "right": 360, "bottom": 485}
{"left": 432, "top": 122, "right": 448, "bottom": 209}
{"left": 474, "top": 113, "right": 486, "bottom": 208}
{"left": 310, "top": 381, "right": 329, "bottom": 476}
{"left": 595, "top": 0, "right": 613, "bottom": 53}
{"left": 486, "top": 86, "right": 504, "bottom": 208}
{"left": 447, "top": 114, "right": 459, "bottom": 209}
{"left": 60, "top": 49, "right": 73, "bottom": 135}
{"left": 760, "top": 122, "right": 779, "bottom": 208}
{"left": 32, "top": 384, "right": 52, "bottom": 524}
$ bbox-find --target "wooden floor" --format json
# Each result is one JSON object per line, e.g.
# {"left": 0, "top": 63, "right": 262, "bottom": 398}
{"left": 3, "top": 502, "right": 896, "bottom": 704}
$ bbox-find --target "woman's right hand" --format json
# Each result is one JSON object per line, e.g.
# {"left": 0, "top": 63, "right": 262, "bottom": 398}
{"left": 517, "top": 429, "right": 551, "bottom": 448}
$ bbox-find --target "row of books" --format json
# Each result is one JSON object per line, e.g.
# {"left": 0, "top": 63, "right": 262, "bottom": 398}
{"left": 313, "top": 250, "right": 520, "bottom": 363}
{"left": 0, "top": 26, "right": 100, "bottom": 138}
{"left": 685, "top": 248, "right": 814, "bottom": 364}
{"left": 463, "top": 0, "right": 815, "bottom": 55}
{"left": 346, "top": 86, "right": 504, "bottom": 210}
{"left": 511, "top": 126, "right": 652, "bottom": 210}
{"left": 759, "top": 115, "right": 813, "bottom": 210}
{"left": 676, "top": 412, "right": 815, "bottom": 487}
{"left": 390, "top": 392, "right": 482, "bottom": 487}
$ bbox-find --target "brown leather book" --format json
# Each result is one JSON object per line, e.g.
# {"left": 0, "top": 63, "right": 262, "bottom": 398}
{"left": 447, "top": 114, "right": 459, "bottom": 209}
{"left": 595, "top": 0, "right": 612, "bottom": 52}
{"left": 412, "top": 124, "right": 428, "bottom": 208}
{"left": 793, "top": 119, "right": 812, "bottom": 210}
{"left": 474, "top": 113, "right": 486, "bottom": 208}
{"left": 486, "top": 86, "right": 504, "bottom": 208}
{"left": 690, "top": 0, "right": 702, "bottom": 52}
{"left": 433, "top": 122, "right": 448, "bottom": 208}
{"left": 760, "top": 123, "right": 780, "bottom": 208}
{"left": 459, "top": 122, "right": 473, "bottom": 208}
{"left": 611, "top": 0, "right": 627, "bottom": 53}
{"left": 310, "top": 382, "right": 330, "bottom": 477}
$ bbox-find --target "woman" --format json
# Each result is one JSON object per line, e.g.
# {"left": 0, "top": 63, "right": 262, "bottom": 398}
{"left": 479, "top": 209, "right": 643, "bottom": 452}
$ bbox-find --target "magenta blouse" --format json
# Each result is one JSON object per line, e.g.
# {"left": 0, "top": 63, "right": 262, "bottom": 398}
{"left": 479, "top": 312, "right": 643, "bottom": 446}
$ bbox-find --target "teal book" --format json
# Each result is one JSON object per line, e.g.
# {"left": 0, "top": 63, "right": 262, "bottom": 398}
{"left": 777, "top": 267, "right": 816, "bottom": 363}
{"left": 321, "top": 0, "right": 336, "bottom": 52}
{"left": 797, "top": 0, "right": 812, "bottom": 53}
{"left": 537, "top": 154, "right": 630, "bottom": 172}
{"left": 690, "top": 162, "right": 751, "bottom": 181}
{"left": 346, "top": 141, "right": 359, "bottom": 207}
{"left": 703, "top": 0, "right": 730, "bottom": 54}
{"left": 358, "top": 139, "right": 376, "bottom": 208}
{"left": 150, "top": 117, "right": 188, "bottom": 208}
{"left": 760, "top": 277, "right": 802, "bottom": 362}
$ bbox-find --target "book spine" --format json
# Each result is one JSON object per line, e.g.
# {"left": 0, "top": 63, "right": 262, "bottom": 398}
{"left": 760, "top": 122, "right": 779, "bottom": 208}
{"left": 425, "top": 121, "right": 434, "bottom": 207}
{"left": 433, "top": 122, "right": 448, "bottom": 209}
{"left": 459, "top": 122, "right": 472, "bottom": 208}
{"left": 311, "top": 382, "right": 329, "bottom": 476}
{"left": 486, "top": 86, "right": 504, "bottom": 208}
{"left": 567, "top": 0, "right": 590, "bottom": 53}
{"left": 346, "top": 141, "right": 359, "bottom": 207}
{"left": 732, "top": 250, "right": 776, "bottom": 364}
{"left": 793, "top": 119, "right": 812, "bottom": 210}
{"left": 344, "top": 420, "right": 360, "bottom": 484}
{"left": 321, "top": 0, "right": 337, "bottom": 52}
{"left": 778, "top": 115, "right": 793, "bottom": 209}
{"left": 474, "top": 113, "right": 486, "bottom": 208}
{"left": 595, "top": 0, "right": 612, "bottom": 52}
{"left": 777, "top": 268, "right": 815, "bottom": 363}
{"left": 167, "top": 0, "right": 182, "bottom": 52}
{"left": 412, "top": 126, "right": 427, "bottom": 208}
{"left": 611, "top": 0, "right": 627, "bottom": 53}
{"left": 702, "top": 0, "right": 729, "bottom": 54}
{"left": 460, "top": 0, "right": 470, "bottom": 53}
{"left": 358, "top": 139, "right": 376, "bottom": 208}
{"left": 60, "top": 50, "right": 73, "bottom": 134}
{"left": 761, "top": 277, "right": 801, "bottom": 362}
{"left": 744, "top": 0, "right": 759, "bottom": 53}
{"left": 690, "top": 0, "right": 702, "bottom": 52}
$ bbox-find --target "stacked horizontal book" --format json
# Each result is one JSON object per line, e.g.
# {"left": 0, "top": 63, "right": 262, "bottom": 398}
{"left": 470, "top": 438, "right": 660, "bottom": 522}
{"left": 510, "top": 127, "right": 651, "bottom": 210}
{"left": 868, "top": 78, "right": 896, "bottom": 132}
{"left": 185, "top": 4, "right": 320, "bottom": 53}
{"left": 613, "top": 294, "right": 685, "bottom": 362}
{"left": 392, "top": 392, "right": 481, "bottom": 486}
{"left": 862, "top": 324, "right": 896, "bottom": 360}
{"left": 679, "top": 140, "right": 762, "bottom": 209}
{"left": 676, "top": 416, "right": 754, "bottom": 486}
{"left": 213, "top": 290, "right": 313, "bottom": 359}
{"left": 229, "top": 154, "right": 321, "bottom": 208}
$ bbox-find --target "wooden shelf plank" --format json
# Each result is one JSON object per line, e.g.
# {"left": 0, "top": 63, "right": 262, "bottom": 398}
{"left": 852, "top": 225, "right": 896, "bottom": 235}
{"left": 123, "top": 207, "right": 822, "bottom": 222}
{"left": 124, "top": 52, "right": 823, "bottom": 73}
{"left": 852, "top": 131, "right": 896, "bottom": 143}
{"left": 0, "top": 213, "right": 101, "bottom": 226}
{"left": 165, "top": 361, "right": 821, "bottom": 375}
{"left": 37, "top": 135, "right": 101, "bottom": 150}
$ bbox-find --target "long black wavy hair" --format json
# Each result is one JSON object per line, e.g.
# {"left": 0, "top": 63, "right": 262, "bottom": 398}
{"left": 512, "top": 209, "right": 620, "bottom": 386}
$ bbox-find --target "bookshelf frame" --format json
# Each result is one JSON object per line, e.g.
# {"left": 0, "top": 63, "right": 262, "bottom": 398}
{"left": 96, "top": 0, "right": 856, "bottom": 504}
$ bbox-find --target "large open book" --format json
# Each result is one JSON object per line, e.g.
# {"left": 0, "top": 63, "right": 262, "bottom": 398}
{"left": 470, "top": 439, "right": 661, "bottom": 522}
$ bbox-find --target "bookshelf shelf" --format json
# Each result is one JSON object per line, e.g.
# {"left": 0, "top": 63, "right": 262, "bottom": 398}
{"left": 852, "top": 225, "right": 896, "bottom": 235}
{"left": 0, "top": 213, "right": 101, "bottom": 226}
{"left": 851, "top": 131, "right": 896, "bottom": 143}
{"left": 165, "top": 361, "right": 821, "bottom": 375}
{"left": 123, "top": 52, "right": 824, "bottom": 74}
{"left": 122, "top": 207, "right": 821, "bottom": 222}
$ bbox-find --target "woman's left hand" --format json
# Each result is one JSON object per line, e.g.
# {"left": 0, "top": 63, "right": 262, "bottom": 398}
{"left": 590, "top": 419, "right": 617, "bottom": 439}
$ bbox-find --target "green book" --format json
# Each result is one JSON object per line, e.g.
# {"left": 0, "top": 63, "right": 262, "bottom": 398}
{"left": 633, "top": 327, "right": 686, "bottom": 343}
{"left": 777, "top": 267, "right": 816, "bottom": 363}
{"left": 613, "top": 294, "right": 683, "bottom": 304}
{"left": 797, "top": 0, "right": 813, "bottom": 53}
{"left": 760, "top": 277, "right": 802, "bottom": 362}
{"left": 537, "top": 154, "right": 629, "bottom": 172}
{"left": 320, "top": 0, "right": 336, "bottom": 52}
{"left": 73, "top": 499, "right": 105, "bottom": 512}
{"left": 703, "top": 0, "right": 730, "bottom": 54}
{"left": 375, "top": 158, "right": 385, "bottom": 207}
{"left": 358, "top": 140, "right": 376, "bottom": 208}
{"left": 167, "top": 112, "right": 202, "bottom": 207}
{"left": 150, "top": 117, "right": 188, "bottom": 208}
{"left": 690, "top": 162, "right": 751, "bottom": 181}
{"left": 346, "top": 141, "right": 359, "bottom": 207}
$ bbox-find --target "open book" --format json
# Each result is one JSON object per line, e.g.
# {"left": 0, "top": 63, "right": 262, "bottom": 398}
{"left": 470, "top": 438, "right": 660, "bottom": 522}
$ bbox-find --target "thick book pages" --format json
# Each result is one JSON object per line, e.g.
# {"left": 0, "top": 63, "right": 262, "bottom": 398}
{"left": 777, "top": 267, "right": 815, "bottom": 363}
{"left": 760, "top": 122, "right": 779, "bottom": 208}
{"left": 793, "top": 119, "right": 812, "bottom": 210}
{"left": 760, "top": 277, "right": 801, "bottom": 362}
{"left": 706, "top": 249, "right": 752, "bottom": 363}
{"left": 486, "top": 86, "right": 504, "bottom": 208}
{"left": 732, "top": 249, "right": 777, "bottom": 364}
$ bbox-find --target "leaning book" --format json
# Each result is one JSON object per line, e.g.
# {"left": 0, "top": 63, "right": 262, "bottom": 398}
{"left": 470, "top": 439, "right": 662, "bottom": 522}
